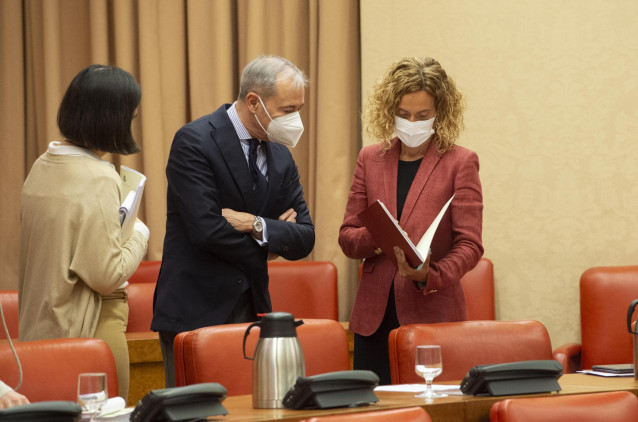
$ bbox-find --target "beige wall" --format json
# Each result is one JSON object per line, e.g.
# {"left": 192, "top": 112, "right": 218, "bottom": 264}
{"left": 360, "top": 0, "right": 638, "bottom": 348}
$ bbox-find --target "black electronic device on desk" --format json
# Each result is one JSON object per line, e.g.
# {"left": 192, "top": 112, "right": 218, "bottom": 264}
{"left": 283, "top": 370, "right": 379, "bottom": 410}
{"left": 130, "top": 383, "right": 227, "bottom": 422}
{"left": 460, "top": 360, "right": 563, "bottom": 396}
{"left": 0, "top": 401, "right": 81, "bottom": 422}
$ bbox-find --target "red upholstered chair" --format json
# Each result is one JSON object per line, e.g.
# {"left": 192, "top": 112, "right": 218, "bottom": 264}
{"left": 128, "top": 260, "right": 161, "bottom": 284}
{"left": 389, "top": 320, "right": 554, "bottom": 383}
{"left": 174, "top": 319, "right": 350, "bottom": 395}
{"left": 125, "top": 282, "right": 155, "bottom": 332}
{"left": 125, "top": 260, "right": 161, "bottom": 332}
{"left": 0, "top": 337, "right": 118, "bottom": 402}
{"left": 0, "top": 290, "right": 19, "bottom": 339}
{"left": 302, "top": 406, "right": 431, "bottom": 422}
{"left": 490, "top": 391, "right": 638, "bottom": 422}
{"left": 460, "top": 258, "right": 495, "bottom": 320}
{"left": 268, "top": 261, "right": 339, "bottom": 320}
{"left": 553, "top": 266, "right": 638, "bottom": 373}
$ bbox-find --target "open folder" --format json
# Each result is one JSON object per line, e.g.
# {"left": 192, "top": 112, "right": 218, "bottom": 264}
{"left": 357, "top": 195, "right": 454, "bottom": 268}
{"left": 119, "top": 165, "right": 146, "bottom": 241}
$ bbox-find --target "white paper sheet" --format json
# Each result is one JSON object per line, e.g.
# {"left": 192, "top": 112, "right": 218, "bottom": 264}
{"left": 375, "top": 383, "right": 462, "bottom": 393}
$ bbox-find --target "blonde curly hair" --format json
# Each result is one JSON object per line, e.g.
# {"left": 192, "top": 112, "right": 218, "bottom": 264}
{"left": 363, "top": 57, "right": 465, "bottom": 153}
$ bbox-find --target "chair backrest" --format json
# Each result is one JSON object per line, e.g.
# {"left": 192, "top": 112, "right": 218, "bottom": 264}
{"left": 0, "top": 337, "right": 118, "bottom": 402}
{"left": 128, "top": 260, "right": 161, "bottom": 284}
{"left": 302, "top": 406, "right": 431, "bottom": 422}
{"left": 389, "top": 320, "right": 554, "bottom": 383}
{"left": 268, "top": 261, "right": 339, "bottom": 320}
{"left": 174, "top": 319, "right": 350, "bottom": 395}
{"left": 0, "top": 290, "right": 19, "bottom": 339}
{"left": 460, "top": 258, "right": 495, "bottom": 320}
{"left": 580, "top": 266, "right": 638, "bottom": 370}
{"left": 125, "top": 282, "right": 155, "bottom": 333}
{"left": 490, "top": 391, "right": 638, "bottom": 422}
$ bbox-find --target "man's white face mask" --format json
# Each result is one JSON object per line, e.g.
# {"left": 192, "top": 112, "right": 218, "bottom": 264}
{"left": 394, "top": 115, "right": 435, "bottom": 148}
{"left": 254, "top": 96, "right": 304, "bottom": 148}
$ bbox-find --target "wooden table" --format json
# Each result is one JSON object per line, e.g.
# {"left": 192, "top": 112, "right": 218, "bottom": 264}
{"left": 204, "top": 374, "right": 638, "bottom": 422}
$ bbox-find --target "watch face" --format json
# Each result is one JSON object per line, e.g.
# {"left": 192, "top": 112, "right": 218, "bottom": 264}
{"left": 254, "top": 218, "right": 263, "bottom": 232}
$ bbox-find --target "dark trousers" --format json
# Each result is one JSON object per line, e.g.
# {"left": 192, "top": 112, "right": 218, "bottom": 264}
{"left": 353, "top": 283, "right": 400, "bottom": 385}
{"left": 159, "top": 289, "right": 257, "bottom": 388}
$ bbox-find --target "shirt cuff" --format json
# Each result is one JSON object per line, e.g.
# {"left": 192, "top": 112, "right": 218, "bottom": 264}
{"left": 133, "top": 221, "right": 150, "bottom": 241}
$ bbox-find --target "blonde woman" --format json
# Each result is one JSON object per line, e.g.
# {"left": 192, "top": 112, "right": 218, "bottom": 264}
{"left": 338, "top": 57, "right": 483, "bottom": 384}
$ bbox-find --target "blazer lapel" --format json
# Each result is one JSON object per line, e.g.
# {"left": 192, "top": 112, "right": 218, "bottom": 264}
{"left": 383, "top": 139, "right": 401, "bottom": 219}
{"left": 209, "top": 106, "right": 260, "bottom": 213}
{"left": 400, "top": 140, "right": 441, "bottom": 225}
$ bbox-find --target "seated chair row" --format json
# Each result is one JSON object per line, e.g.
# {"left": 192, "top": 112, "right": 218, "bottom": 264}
{"left": 173, "top": 318, "right": 557, "bottom": 397}
{"left": 2, "top": 334, "right": 637, "bottom": 420}
{"left": 300, "top": 392, "right": 638, "bottom": 422}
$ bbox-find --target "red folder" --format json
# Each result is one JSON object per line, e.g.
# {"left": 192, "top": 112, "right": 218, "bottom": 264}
{"left": 357, "top": 200, "right": 424, "bottom": 268}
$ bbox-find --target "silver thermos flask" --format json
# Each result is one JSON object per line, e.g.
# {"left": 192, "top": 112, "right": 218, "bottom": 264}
{"left": 627, "top": 299, "right": 638, "bottom": 379}
{"left": 243, "top": 312, "right": 305, "bottom": 408}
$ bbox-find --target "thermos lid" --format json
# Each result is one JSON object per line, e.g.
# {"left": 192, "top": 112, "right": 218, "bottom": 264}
{"left": 259, "top": 312, "right": 303, "bottom": 338}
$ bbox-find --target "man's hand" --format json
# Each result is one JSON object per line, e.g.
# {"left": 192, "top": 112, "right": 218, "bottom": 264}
{"left": 278, "top": 208, "right": 297, "bottom": 223}
{"left": 0, "top": 390, "right": 29, "bottom": 409}
{"left": 222, "top": 208, "right": 254, "bottom": 233}
{"left": 261, "top": 209, "right": 298, "bottom": 260}
{"left": 394, "top": 246, "right": 431, "bottom": 282}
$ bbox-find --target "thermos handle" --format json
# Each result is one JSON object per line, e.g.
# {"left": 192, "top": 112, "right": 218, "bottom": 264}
{"left": 627, "top": 299, "right": 638, "bottom": 334}
{"left": 243, "top": 321, "right": 261, "bottom": 360}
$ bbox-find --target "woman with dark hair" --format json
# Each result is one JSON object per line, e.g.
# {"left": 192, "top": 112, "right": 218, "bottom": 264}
{"left": 18, "top": 64, "right": 149, "bottom": 400}
{"left": 338, "top": 57, "right": 483, "bottom": 384}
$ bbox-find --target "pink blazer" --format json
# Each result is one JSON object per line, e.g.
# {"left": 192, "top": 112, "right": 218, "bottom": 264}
{"left": 339, "top": 138, "right": 483, "bottom": 336}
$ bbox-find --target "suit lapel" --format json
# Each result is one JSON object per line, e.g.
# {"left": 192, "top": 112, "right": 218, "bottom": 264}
{"left": 209, "top": 105, "right": 261, "bottom": 213}
{"left": 400, "top": 140, "right": 441, "bottom": 225}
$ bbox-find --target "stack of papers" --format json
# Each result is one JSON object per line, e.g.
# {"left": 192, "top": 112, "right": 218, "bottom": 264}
{"left": 577, "top": 370, "right": 634, "bottom": 377}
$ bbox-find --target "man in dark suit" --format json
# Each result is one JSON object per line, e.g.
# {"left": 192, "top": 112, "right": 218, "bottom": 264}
{"left": 152, "top": 56, "right": 315, "bottom": 386}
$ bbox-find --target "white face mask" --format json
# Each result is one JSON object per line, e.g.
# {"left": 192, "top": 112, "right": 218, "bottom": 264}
{"left": 254, "top": 96, "right": 304, "bottom": 148}
{"left": 394, "top": 115, "right": 436, "bottom": 148}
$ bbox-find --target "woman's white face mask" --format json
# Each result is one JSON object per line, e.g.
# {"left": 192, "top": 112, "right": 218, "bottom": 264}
{"left": 394, "top": 115, "right": 435, "bottom": 148}
{"left": 254, "top": 96, "right": 304, "bottom": 148}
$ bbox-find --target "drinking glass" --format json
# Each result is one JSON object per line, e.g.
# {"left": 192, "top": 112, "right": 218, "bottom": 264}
{"left": 415, "top": 345, "right": 446, "bottom": 398}
{"left": 77, "top": 373, "right": 108, "bottom": 422}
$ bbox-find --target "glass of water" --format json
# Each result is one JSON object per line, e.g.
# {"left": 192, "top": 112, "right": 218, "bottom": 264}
{"left": 77, "top": 373, "right": 107, "bottom": 421}
{"left": 415, "top": 345, "right": 446, "bottom": 398}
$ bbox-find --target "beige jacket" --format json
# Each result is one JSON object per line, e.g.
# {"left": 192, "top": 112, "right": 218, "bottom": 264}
{"left": 19, "top": 148, "right": 147, "bottom": 340}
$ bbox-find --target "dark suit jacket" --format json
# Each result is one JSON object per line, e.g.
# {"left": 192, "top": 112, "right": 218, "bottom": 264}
{"left": 152, "top": 104, "right": 315, "bottom": 333}
{"left": 338, "top": 138, "right": 483, "bottom": 336}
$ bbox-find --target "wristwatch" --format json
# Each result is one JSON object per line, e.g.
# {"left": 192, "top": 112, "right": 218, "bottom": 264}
{"left": 252, "top": 215, "right": 264, "bottom": 237}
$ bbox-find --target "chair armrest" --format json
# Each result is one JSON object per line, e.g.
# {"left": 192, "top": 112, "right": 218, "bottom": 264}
{"left": 553, "top": 342, "right": 582, "bottom": 373}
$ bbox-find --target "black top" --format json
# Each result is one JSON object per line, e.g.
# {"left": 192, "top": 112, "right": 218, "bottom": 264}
{"left": 397, "top": 159, "right": 422, "bottom": 220}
